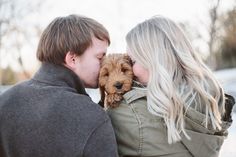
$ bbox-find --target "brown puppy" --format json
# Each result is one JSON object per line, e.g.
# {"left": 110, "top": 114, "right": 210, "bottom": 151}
{"left": 99, "top": 53, "right": 134, "bottom": 108}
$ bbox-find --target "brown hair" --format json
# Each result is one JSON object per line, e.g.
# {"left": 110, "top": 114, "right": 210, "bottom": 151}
{"left": 37, "top": 14, "right": 110, "bottom": 64}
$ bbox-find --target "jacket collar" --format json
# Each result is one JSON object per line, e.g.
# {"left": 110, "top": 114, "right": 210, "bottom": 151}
{"left": 123, "top": 81, "right": 147, "bottom": 104}
{"left": 33, "top": 62, "right": 88, "bottom": 96}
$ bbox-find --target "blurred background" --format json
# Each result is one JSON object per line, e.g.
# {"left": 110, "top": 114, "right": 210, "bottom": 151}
{"left": 0, "top": 0, "right": 235, "bottom": 156}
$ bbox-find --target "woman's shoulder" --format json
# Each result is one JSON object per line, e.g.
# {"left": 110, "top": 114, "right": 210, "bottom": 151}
{"left": 106, "top": 84, "right": 148, "bottom": 117}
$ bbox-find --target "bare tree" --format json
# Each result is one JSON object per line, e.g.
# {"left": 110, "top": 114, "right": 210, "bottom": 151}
{"left": 181, "top": 0, "right": 234, "bottom": 70}
{"left": 207, "top": 0, "right": 221, "bottom": 70}
{"left": 216, "top": 6, "right": 236, "bottom": 69}
{"left": 0, "top": 0, "right": 42, "bottom": 84}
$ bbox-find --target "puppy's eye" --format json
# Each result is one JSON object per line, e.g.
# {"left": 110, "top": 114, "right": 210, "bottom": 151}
{"left": 121, "top": 68, "right": 128, "bottom": 73}
{"left": 100, "top": 68, "right": 109, "bottom": 77}
{"left": 103, "top": 72, "right": 109, "bottom": 77}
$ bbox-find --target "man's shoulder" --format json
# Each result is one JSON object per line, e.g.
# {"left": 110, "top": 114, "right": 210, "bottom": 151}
{"left": 57, "top": 93, "right": 110, "bottom": 137}
{"left": 0, "top": 80, "right": 30, "bottom": 99}
{"left": 60, "top": 91, "right": 109, "bottom": 121}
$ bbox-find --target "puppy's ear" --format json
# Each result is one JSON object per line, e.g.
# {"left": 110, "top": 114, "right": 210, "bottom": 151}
{"left": 123, "top": 54, "right": 132, "bottom": 65}
{"left": 98, "top": 57, "right": 106, "bottom": 108}
{"left": 98, "top": 86, "right": 105, "bottom": 108}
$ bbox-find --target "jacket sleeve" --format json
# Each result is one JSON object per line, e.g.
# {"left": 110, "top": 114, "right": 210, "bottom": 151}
{"left": 83, "top": 119, "right": 118, "bottom": 157}
{"left": 183, "top": 94, "right": 234, "bottom": 135}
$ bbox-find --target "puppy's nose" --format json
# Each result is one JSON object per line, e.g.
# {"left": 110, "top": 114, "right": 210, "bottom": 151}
{"left": 114, "top": 82, "right": 123, "bottom": 89}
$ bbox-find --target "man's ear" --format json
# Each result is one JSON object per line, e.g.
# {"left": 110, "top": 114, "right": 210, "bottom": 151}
{"left": 64, "top": 51, "right": 77, "bottom": 70}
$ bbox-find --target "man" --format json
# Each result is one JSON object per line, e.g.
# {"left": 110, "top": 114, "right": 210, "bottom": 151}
{"left": 0, "top": 15, "right": 118, "bottom": 157}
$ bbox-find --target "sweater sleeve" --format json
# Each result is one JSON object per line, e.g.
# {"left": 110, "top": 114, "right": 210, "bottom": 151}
{"left": 83, "top": 119, "right": 118, "bottom": 157}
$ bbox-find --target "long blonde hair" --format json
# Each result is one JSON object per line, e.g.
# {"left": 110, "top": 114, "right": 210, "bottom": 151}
{"left": 126, "top": 16, "right": 225, "bottom": 144}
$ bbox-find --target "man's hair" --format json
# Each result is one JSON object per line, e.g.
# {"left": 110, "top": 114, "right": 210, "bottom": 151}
{"left": 37, "top": 14, "right": 110, "bottom": 64}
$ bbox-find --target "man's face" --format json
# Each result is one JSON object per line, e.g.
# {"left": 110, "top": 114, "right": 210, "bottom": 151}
{"left": 74, "top": 37, "right": 108, "bottom": 88}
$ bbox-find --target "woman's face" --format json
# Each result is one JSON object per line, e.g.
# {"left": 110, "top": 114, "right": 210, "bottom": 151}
{"left": 127, "top": 50, "right": 149, "bottom": 85}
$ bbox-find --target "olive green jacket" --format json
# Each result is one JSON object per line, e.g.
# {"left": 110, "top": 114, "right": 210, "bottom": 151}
{"left": 107, "top": 88, "right": 234, "bottom": 157}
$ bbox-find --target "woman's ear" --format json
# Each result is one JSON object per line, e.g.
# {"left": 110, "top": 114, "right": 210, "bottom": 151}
{"left": 64, "top": 51, "right": 77, "bottom": 69}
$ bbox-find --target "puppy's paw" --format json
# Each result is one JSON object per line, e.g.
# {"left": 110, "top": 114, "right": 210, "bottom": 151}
{"left": 107, "top": 94, "right": 123, "bottom": 108}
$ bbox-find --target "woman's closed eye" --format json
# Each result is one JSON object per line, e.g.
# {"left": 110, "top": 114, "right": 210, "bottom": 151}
{"left": 131, "top": 59, "right": 136, "bottom": 64}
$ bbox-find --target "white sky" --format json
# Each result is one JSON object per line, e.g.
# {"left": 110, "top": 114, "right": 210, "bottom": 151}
{"left": 39, "top": 0, "right": 210, "bottom": 53}
{"left": 1, "top": 0, "right": 235, "bottom": 71}
{"left": 38, "top": 0, "right": 234, "bottom": 52}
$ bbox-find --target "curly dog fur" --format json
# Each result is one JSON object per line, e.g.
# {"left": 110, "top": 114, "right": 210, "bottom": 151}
{"left": 99, "top": 53, "right": 134, "bottom": 108}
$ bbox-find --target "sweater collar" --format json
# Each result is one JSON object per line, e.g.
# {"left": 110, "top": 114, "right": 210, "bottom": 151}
{"left": 33, "top": 62, "right": 88, "bottom": 96}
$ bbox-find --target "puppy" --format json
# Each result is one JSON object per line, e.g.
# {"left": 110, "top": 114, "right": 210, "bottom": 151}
{"left": 99, "top": 53, "right": 134, "bottom": 108}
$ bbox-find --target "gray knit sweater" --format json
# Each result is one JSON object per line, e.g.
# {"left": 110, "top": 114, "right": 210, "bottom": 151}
{"left": 0, "top": 63, "right": 118, "bottom": 157}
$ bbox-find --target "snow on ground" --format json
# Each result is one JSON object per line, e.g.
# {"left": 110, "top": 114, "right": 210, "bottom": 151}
{"left": 220, "top": 113, "right": 236, "bottom": 157}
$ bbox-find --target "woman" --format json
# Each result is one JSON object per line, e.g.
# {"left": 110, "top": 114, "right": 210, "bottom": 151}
{"left": 107, "top": 16, "right": 234, "bottom": 157}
